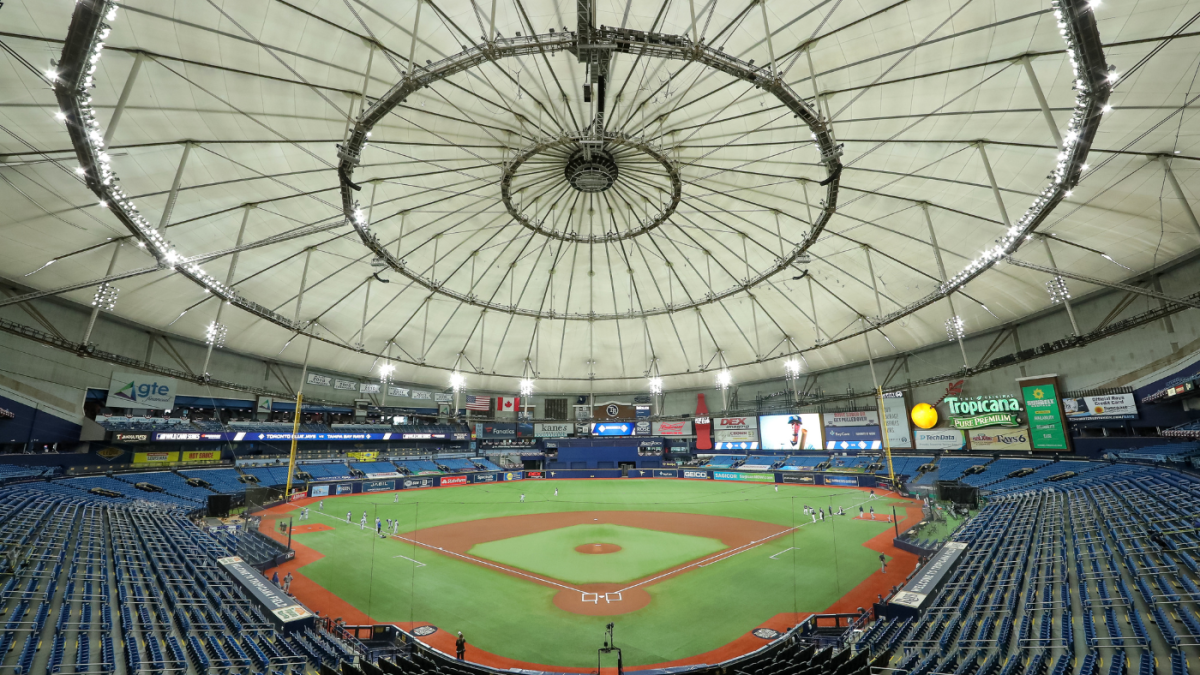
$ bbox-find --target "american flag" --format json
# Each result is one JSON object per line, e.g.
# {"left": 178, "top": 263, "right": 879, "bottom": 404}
{"left": 465, "top": 395, "right": 491, "bottom": 411}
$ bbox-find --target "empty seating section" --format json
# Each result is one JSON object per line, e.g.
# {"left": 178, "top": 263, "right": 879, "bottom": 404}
{"left": 300, "top": 463, "right": 353, "bottom": 479}
{"left": 986, "top": 461, "right": 1100, "bottom": 495}
{"left": 912, "top": 457, "right": 981, "bottom": 486}
{"left": 436, "top": 458, "right": 479, "bottom": 472}
{"left": 473, "top": 458, "right": 503, "bottom": 471}
{"left": 828, "top": 456, "right": 874, "bottom": 470}
{"left": 959, "top": 459, "right": 1054, "bottom": 487}
{"left": 0, "top": 484, "right": 352, "bottom": 675}
{"left": 740, "top": 456, "right": 780, "bottom": 470}
{"left": 178, "top": 467, "right": 247, "bottom": 494}
{"left": 115, "top": 471, "right": 215, "bottom": 503}
{"left": 779, "top": 455, "right": 827, "bottom": 470}
{"left": 866, "top": 466, "right": 1200, "bottom": 675}
{"left": 240, "top": 466, "right": 292, "bottom": 486}
{"left": 877, "top": 456, "right": 932, "bottom": 479}
{"left": 1113, "top": 442, "right": 1200, "bottom": 462}
{"left": 0, "top": 464, "right": 59, "bottom": 485}
{"left": 350, "top": 461, "right": 400, "bottom": 474}
{"left": 704, "top": 455, "right": 741, "bottom": 468}
{"left": 396, "top": 460, "right": 442, "bottom": 475}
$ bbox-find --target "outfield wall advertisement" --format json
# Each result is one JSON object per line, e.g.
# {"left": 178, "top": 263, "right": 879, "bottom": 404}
{"left": 712, "top": 471, "right": 775, "bottom": 483}
{"left": 759, "top": 413, "right": 823, "bottom": 450}
{"left": 1063, "top": 393, "right": 1138, "bottom": 420}
{"left": 968, "top": 428, "right": 1032, "bottom": 451}
{"left": 683, "top": 470, "right": 710, "bottom": 479}
{"left": 882, "top": 391, "right": 913, "bottom": 449}
{"left": 915, "top": 429, "right": 965, "bottom": 450}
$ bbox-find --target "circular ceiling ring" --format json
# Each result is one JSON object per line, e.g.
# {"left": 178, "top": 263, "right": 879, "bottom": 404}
{"left": 500, "top": 132, "right": 682, "bottom": 243}
{"left": 50, "top": 3, "right": 1109, "bottom": 384}
{"left": 339, "top": 29, "right": 843, "bottom": 321}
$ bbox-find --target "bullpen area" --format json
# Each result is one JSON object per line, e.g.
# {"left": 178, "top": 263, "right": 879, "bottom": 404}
{"left": 261, "top": 479, "right": 919, "bottom": 670}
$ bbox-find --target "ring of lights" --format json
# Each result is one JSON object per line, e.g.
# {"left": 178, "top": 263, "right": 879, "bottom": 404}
{"left": 54, "top": 0, "right": 1109, "bottom": 383}
{"left": 499, "top": 132, "right": 682, "bottom": 244}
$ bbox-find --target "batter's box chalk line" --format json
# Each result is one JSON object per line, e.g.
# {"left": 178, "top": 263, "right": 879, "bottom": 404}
{"left": 581, "top": 592, "right": 622, "bottom": 603}
{"left": 605, "top": 592, "right": 622, "bottom": 603}
{"left": 582, "top": 593, "right": 599, "bottom": 603}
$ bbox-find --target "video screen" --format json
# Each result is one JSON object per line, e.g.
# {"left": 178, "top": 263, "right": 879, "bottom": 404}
{"left": 759, "top": 413, "right": 823, "bottom": 450}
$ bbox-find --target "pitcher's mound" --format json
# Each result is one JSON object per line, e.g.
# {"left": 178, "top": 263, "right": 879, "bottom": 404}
{"left": 575, "top": 543, "right": 621, "bottom": 554}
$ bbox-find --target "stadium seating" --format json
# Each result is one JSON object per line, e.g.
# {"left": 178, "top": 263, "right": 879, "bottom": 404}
{"left": 0, "top": 483, "right": 352, "bottom": 675}
{"left": 350, "top": 461, "right": 401, "bottom": 475}
{"left": 300, "top": 463, "right": 354, "bottom": 479}
{"left": 778, "top": 455, "right": 828, "bottom": 471}
{"left": 472, "top": 458, "right": 503, "bottom": 471}
{"left": 741, "top": 456, "right": 781, "bottom": 471}
{"left": 874, "top": 455, "right": 932, "bottom": 479}
{"left": 0, "top": 464, "right": 59, "bottom": 485}
{"left": 704, "top": 455, "right": 742, "bottom": 468}
{"left": 396, "top": 460, "right": 443, "bottom": 475}
{"left": 438, "top": 458, "right": 482, "bottom": 472}
{"left": 1112, "top": 441, "right": 1200, "bottom": 462}
{"left": 957, "top": 458, "right": 1053, "bottom": 487}
{"left": 177, "top": 467, "right": 251, "bottom": 494}
{"left": 238, "top": 466, "right": 292, "bottom": 487}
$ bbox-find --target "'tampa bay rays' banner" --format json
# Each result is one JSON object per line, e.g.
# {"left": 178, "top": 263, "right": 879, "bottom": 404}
{"left": 105, "top": 372, "right": 177, "bottom": 410}
{"left": 891, "top": 542, "right": 968, "bottom": 610}
{"left": 968, "top": 428, "right": 1032, "bottom": 451}
{"left": 216, "top": 556, "right": 314, "bottom": 631}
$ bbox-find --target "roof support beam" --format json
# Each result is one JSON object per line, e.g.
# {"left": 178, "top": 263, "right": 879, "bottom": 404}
{"left": 1019, "top": 55, "right": 1062, "bottom": 147}
{"left": 1039, "top": 235, "right": 1080, "bottom": 336}
{"left": 293, "top": 248, "right": 314, "bottom": 325}
{"left": 1159, "top": 155, "right": 1200, "bottom": 241}
{"left": 202, "top": 204, "right": 252, "bottom": 376}
{"left": 157, "top": 142, "right": 193, "bottom": 230}
{"left": 921, "top": 203, "right": 969, "bottom": 368}
{"left": 103, "top": 52, "right": 144, "bottom": 146}
{"left": 759, "top": 0, "right": 777, "bottom": 75}
{"left": 975, "top": 141, "right": 1011, "bottom": 227}
{"left": 80, "top": 242, "right": 123, "bottom": 346}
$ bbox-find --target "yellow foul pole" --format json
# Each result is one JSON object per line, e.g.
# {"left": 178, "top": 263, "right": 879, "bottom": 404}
{"left": 284, "top": 335, "right": 314, "bottom": 500}
{"left": 877, "top": 386, "right": 896, "bottom": 488}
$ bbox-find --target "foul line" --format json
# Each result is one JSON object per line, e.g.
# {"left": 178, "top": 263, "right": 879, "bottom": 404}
{"left": 392, "top": 554, "right": 427, "bottom": 567}
{"left": 769, "top": 547, "right": 797, "bottom": 560}
{"left": 388, "top": 533, "right": 586, "bottom": 594}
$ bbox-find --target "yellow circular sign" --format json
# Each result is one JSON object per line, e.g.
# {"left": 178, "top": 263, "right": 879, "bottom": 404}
{"left": 911, "top": 403, "right": 938, "bottom": 429}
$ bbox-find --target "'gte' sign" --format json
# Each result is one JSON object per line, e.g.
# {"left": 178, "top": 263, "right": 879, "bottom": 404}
{"left": 714, "top": 417, "right": 758, "bottom": 430}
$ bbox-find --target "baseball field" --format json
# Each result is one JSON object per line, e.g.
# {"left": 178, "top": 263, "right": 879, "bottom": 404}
{"left": 262, "top": 479, "right": 918, "bottom": 670}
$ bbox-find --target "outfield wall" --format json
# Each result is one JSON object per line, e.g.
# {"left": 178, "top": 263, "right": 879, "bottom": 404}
{"left": 303, "top": 469, "right": 881, "bottom": 496}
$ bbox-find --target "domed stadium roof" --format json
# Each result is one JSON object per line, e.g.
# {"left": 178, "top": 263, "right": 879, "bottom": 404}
{"left": 0, "top": 0, "right": 1192, "bottom": 393}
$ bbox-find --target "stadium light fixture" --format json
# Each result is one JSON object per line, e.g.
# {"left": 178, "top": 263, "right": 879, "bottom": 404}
{"left": 379, "top": 362, "right": 395, "bottom": 383}
{"left": 715, "top": 369, "right": 732, "bottom": 390}
{"left": 519, "top": 379, "right": 534, "bottom": 397}
{"left": 945, "top": 315, "right": 965, "bottom": 342}
{"left": 1046, "top": 276, "right": 1071, "bottom": 304}
{"left": 450, "top": 372, "right": 465, "bottom": 392}
{"left": 783, "top": 359, "right": 801, "bottom": 379}
{"left": 648, "top": 377, "right": 663, "bottom": 395}
{"left": 204, "top": 321, "right": 227, "bottom": 349}
{"left": 92, "top": 283, "right": 118, "bottom": 312}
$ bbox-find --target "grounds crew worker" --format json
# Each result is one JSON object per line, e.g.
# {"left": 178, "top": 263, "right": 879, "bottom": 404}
{"left": 456, "top": 632, "right": 466, "bottom": 660}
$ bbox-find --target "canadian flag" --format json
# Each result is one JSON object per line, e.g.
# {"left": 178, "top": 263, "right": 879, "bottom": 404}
{"left": 497, "top": 396, "right": 520, "bottom": 412}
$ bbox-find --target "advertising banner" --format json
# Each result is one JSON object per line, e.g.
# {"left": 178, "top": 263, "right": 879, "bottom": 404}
{"left": 501, "top": 471, "right": 524, "bottom": 481}
{"left": 306, "top": 373, "right": 331, "bottom": 387}
{"left": 968, "top": 428, "right": 1032, "bottom": 451}
{"left": 714, "top": 428, "right": 758, "bottom": 442}
{"left": 309, "top": 485, "right": 330, "bottom": 497}
{"left": 824, "top": 411, "right": 879, "bottom": 427}
{"left": 882, "top": 391, "right": 913, "bottom": 449}
{"left": 652, "top": 420, "right": 693, "bottom": 436}
{"left": 715, "top": 441, "right": 760, "bottom": 450}
{"left": 524, "top": 471, "right": 544, "bottom": 479}
{"left": 683, "top": 470, "right": 710, "bottom": 479}
{"left": 781, "top": 474, "right": 815, "bottom": 484}
{"left": 1064, "top": 393, "right": 1138, "bottom": 420}
{"left": 713, "top": 471, "right": 775, "bottom": 483}
{"left": 759, "top": 413, "right": 824, "bottom": 450}
{"left": 1019, "top": 375, "right": 1072, "bottom": 451}
{"left": 591, "top": 422, "right": 634, "bottom": 436}
{"left": 105, "top": 372, "right": 177, "bottom": 410}
{"left": 915, "top": 429, "right": 965, "bottom": 450}
{"left": 471, "top": 472, "right": 497, "bottom": 483}
{"left": 347, "top": 451, "right": 378, "bottom": 461}
{"left": 653, "top": 470, "right": 678, "bottom": 478}
{"left": 133, "top": 451, "right": 178, "bottom": 464}
{"left": 534, "top": 423, "right": 573, "bottom": 438}
{"left": 475, "top": 423, "right": 517, "bottom": 439}
{"left": 335, "top": 483, "right": 353, "bottom": 495}
{"left": 334, "top": 379, "right": 358, "bottom": 391}
{"left": 440, "top": 476, "right": 468, "bottom": 487}
{"left": 411, "top": 390, "right": 432, "bottom": 400}
{"left": 635, "top": 420, "right": 651, "bottom": 436}
{"left": 216, "top": 556, "right": 314, "bottom": 630}
{"left": 181, "top": 450, "right": 221, "bottom": 462}
{"left": 256, "top": 396, "right": 273, "bottom": 414}
{"left": 388, "top": 386, "right": 409, "bottom": 397}
{"left": 950, "top": 412, "right": 1019, "bottom": 430}
{"left": 890, "top": 542, "right": 968, "bottom": 610}
{"left": 401, "top": 477, "right": 436, "bottom": 489}
{"left": 824, "top": 475, "right": 860, "bottom": 487}
{"left": 362, "top": 480, "right": 395, "bottom": 492}
{"left": 714, "top": 416, "right": 758, "bottom": 430}
{"left": 359, "top": 383, "right": 381, "bottom": 394}
{"left": 113, "top": 432, "right": 149, "bottom": 443}
{"left": 366, "top": 472, "right": 400, "bottom": 479}
{"left": 825, "top": 426, "right": 882, "bottom": 444}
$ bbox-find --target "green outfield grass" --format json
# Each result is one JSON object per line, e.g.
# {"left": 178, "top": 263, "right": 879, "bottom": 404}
{"left": 291, "top": 479, "right": 906, "bottom": 668}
